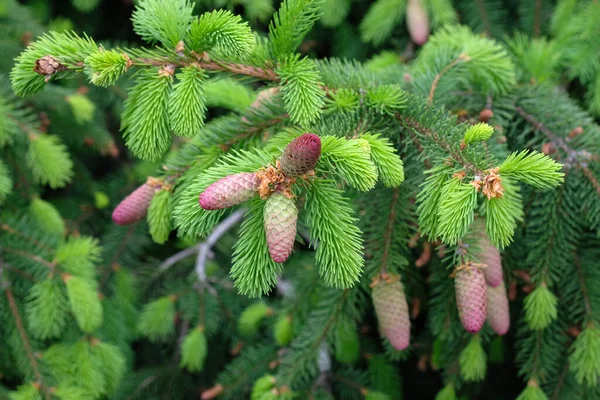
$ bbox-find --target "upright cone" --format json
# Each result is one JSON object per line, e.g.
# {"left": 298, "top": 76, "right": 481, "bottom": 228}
{"left": 406, "top": 0, "right": 430, "bottom": 45}
{"left": 372, "top": 276, "right": 411, "bottom": 350}
{"left": 112, "top": 179, "right": 161, "bottom": 225}
{"left": 479, "top": 237, "right": 503, "bottom": 287}
{"left": 280, "top": 133, "right": 321, "bottom": 178}
{"left": 455, "top": 264, "right": 487, "bottom": 333}
{"left": 487, "top": 282, "right": 510, "bottom": 335}
{"left": 199, "top": 172, "right": 261, "bottom": 210}
{"left": 264, "top": 192, "right": 298, "bottom": 263}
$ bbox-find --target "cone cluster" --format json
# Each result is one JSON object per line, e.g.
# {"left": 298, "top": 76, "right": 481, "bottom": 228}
{"left": 372, "top": 276, "right": 411, "bottom": 350}
{"left": 455, "top": 263, "right": 487, "bottom": 333}
{"left": 199, "top": 172, "right": 261, "bottom": 210}
{"left": 197, "top": 133, "right": 321, "bottom": 264}
{"left": 112, "top": 178, "right": 162, "bottom": 225}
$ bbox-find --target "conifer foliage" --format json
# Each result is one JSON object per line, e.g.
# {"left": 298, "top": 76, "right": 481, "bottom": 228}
{"left": 3, "top": 0, "right": 600, "bottom": 399}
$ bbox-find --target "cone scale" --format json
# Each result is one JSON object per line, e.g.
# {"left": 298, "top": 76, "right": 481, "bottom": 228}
{"left": 264, "top": 192, "right": 298, "bottom": 263}
{"left": 455, "top": 264, "right": 487, "bottom": 333}
{"left": 372, "top": 276, "right": 411, "bottom": 350}
{"left": 199, "top": 172, "right": 261, "bottom": 210}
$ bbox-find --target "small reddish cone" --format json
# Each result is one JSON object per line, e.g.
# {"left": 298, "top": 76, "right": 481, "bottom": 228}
{"left": 112, "top": 179, "right": 161, "bottom": 225}
{"left": 372, "top": 276, "right": 411, "bottom": 350}
{"left": 199, "top": 172, "right": 261, "bottom": 210}
{"left": 406, "top": 0, "right": 430, "bottom": 45}
{"left": 280, "top": 134, "right": 321, "bottom": 178}
{"left": 487, "top": 281, "right": 510, "bottom": 335}
{"left": 455, "top": 264, "right": 487, "bottom": 333}
{"left": 264, "top": 192, "right": 298, "bottom": 263}
{"left": 479, "top": 237, "right": 503, "bottom": 287}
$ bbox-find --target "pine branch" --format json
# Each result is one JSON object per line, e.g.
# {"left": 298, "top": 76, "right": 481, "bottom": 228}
{"left": 379, "top": 188, "right": 400, "bottom": 277}
{"left": 474, "top": 0, "right": 492, "bottom": 36}
{"left": 3, "top": 247, "right": 55, "bottom": 269}
{"left": 397, "top": 114, "right": 482, "bottom": 175}
{"left": 428, "top": 55, "right": 469, "bottom": 105}
{"left": 574, "top": 254, "right": 593, "bottom": 321}
{"left": 3, "top": 279, "right": 47, "bottom": 398}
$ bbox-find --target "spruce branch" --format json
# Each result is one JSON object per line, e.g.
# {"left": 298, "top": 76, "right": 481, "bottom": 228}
{"left": 2, "top": 273, "right": 47, "bottom": 398}
{"left": 397, "top": 114, "right": 483, "bottom": 175}
{"left": 428, "top": 54, "right": 470, "bottom": 105}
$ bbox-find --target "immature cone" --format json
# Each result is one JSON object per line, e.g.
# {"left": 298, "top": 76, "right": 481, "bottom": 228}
{"left": 199, "top": 172, "right": 261, "bottom": 210}
{"left": 486, "top": 282, "right": 510, "bottom": 335}
{"left": 34, "top": 55, "right": 67, "bottom": 79}
{"left": 455, "top": 264, "right": 487, "bottom": 333}
{"left": 280, "top": 133, "right": 321, "bottom": 178}
{"left": 112, "top": 179, "right": 161, "bottom": 225}
{"left": 372, "top": 276, "right": 411, "bottom": 350}
{"left": 406, "top": 0, "right": 430, "bottom": 45}
{"left": 479, "top": 237, "right": 503, "bottom": 287}
{"left": 264, "top": 192, "right": 298, "bottom": 263}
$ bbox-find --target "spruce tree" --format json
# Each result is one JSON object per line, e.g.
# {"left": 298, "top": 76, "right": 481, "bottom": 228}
{"left": 2, "top": 0, "right": 600, "bottom": 399}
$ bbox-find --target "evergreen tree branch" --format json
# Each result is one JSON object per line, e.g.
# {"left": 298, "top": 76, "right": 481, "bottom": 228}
{"left": 474, "top": 0, "right": 492, "bottom": 36}
{"left": 397, "top": 114, "right": 483, "bottom": 174}
{"left": 3, "top": 247, "right": 55, "bottom": 269}
{"left": 378, "top": 188, "right": 400, "bottom": 277}
{"left": 574, "top": 254, "right": 593, "bottom": 322}
{"left": 428, "top": 55, "right": 469, "bottom": 105}
{"left": 2, "top": 279, "right": 47, "bottom": 398}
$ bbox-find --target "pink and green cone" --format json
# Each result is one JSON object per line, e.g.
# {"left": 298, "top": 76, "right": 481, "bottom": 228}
{"left": 264, "top": 192, "right": 298, "bottom": 263}
{"left": 479, "top": 237, "right": 503, "bottom": 288}
{"left": 372, "top": 277, "right": 411, "bottom": 350}
{"left": 280, "top": 133, "right": 321, "bottom": 178}
{"left": 112, "top": 180, "right": 160, "bottom": 225}
{"left": 406, "top": 0, "right": 430, "bottom": 45}
{"left": 487, "top": 281, "right": 510, "bottom": 335}
{"left": 199, "top": 172, "right": 261, "bottom": 210}
{"left": 455, "top": 264, "right": 487, "bottom": 333}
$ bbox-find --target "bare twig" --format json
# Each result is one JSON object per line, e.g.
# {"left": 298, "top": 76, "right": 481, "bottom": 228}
{"left": 194, "top": 209, "right": 246, "bottom": 283}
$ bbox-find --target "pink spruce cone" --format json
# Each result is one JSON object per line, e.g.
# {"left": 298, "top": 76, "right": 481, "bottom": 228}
{"left": 112, "top": 179, "right": 161, "bottom": 225}
{"left": 455, "top": 264, "right": 487, "bottom": 333}
{"left": 479, "top": 237, "right": 503, "bottom": 288}
{"left": 199, "top": 172, "right": 261, "bottom": 210}
{"left": 264, "top": 192, "right": 298, "bottom": 263}
{"left": 372, "top": 276, "right": 411, "bottom": 350}
{"left": 280, "top": 133, "right": 321, "bottom": 178}
{"left": 406, "top": 0, "right": 430, "bottom": 45}
{"left": 487, "top": 281, "right": 510, "bottom": 335}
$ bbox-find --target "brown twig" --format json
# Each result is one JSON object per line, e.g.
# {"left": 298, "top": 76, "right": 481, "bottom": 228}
{"left": 428, "top": 55, "right": 469, "bottom": 106}
{"left": 5, "top": 287, "right": 47, "bottom": 396}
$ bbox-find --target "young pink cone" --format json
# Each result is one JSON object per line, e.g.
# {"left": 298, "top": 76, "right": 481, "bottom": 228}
{"left": 455, "top": 264, "right": 487, "bottom": 333}
{"left": 406, "top": 0, "right": 430, "bottom": 45}
{"left": 199, "top": 172, "right": 261, "bottom": 210}
{"left": 264, "top": 192, "right": 298, "bottom": 263}
{"left": 372, "top": 277, "right": 411, "bottom": 350}
{"left": 280, "top": 133, "right": 321, "bottom": 178}
{"left": 479, "top": 237, "right": 503, "bottom": 287}
{"left": 487, "top": 281, "right": 510, "bottom": 335}
{"left": 112, "top": 179, "right": 161, "bottom": 225}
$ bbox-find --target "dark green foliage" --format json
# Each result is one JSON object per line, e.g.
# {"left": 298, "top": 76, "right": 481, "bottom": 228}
{"left": 2, "top": 0, "right": 599, "bottom": 399}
